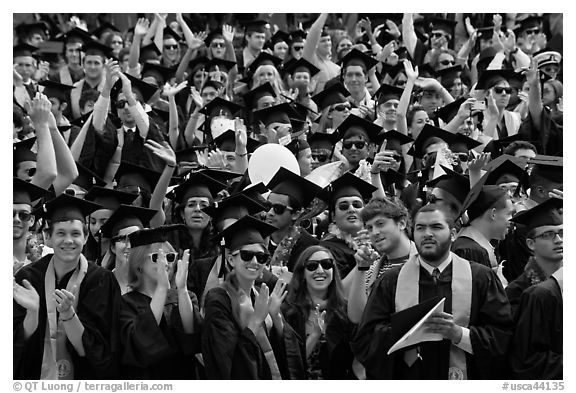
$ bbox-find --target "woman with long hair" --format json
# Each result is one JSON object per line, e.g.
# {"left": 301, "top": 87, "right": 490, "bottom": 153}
{"left": 251, "top": 64, "right": 287, "bottom": 99}
{"left": 119, "top": 225, "right": 202, "bottom": 379}
{"left": 281, "top": 245, "right": 355, "bottom": 379}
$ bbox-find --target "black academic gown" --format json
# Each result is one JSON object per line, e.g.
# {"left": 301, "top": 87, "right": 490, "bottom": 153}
{"left": 269, "top": 229, "right": 319, "bottom": 273}
{"left": 509, "top": 277, "right": 562, "bottom": 379}
{"left": 320, "top": 237, "right": 356, "bottom": 279}
{"left": 13, "top": 255, "right": 122, "bottom": 379}
{"left": 452, "top": 237, "right": 492, "bottom": 269}
{"left": 505, "top": 258, "right": 549, "bottom": 318}
{"left": 281, "top": 303, "right": 356, "bottom": 380}
{"left": 119, "top": 290, "right": 202, "bottom": 379}
{"left": 201, "top": 285, "right": 301, "bottom": 379}
{"left": 500, "top": 225, "right": 531, "bottom": 283}
{"left": 351, "top": 261, "right": 514, "bottom": 380}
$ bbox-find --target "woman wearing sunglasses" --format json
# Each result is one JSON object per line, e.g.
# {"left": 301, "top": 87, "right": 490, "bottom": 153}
{"left": 281, "top": 245, "right": 355, "bottom": 379}
{"left": 203, "top": 215, "right": 300, "bottom": 379}
{"left": 120, "top": 225, "right": 202, "bottom": 379}
{"left": 311, "top": 82, "right": 352, "bottom": 135}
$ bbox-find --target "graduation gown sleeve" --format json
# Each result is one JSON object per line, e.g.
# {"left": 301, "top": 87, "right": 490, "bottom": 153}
{"left": 452, "top": 237, "right": 492, "bottom": 269}
{"left": 510, "top": 279, "right": 563, "bottom": 379}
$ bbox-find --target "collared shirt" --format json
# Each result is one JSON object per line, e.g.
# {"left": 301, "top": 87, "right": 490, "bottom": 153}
{"left": 419, "top": 254, "right": 474, "bottom": 354}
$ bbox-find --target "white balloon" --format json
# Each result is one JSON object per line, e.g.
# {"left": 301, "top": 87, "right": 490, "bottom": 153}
{"left": 248, "top": 144, "right": 300, "bottom": 185}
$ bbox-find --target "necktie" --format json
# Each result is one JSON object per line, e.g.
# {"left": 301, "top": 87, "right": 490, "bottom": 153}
{"left": 432, "top": 268, "right": 441, "bottom": 286}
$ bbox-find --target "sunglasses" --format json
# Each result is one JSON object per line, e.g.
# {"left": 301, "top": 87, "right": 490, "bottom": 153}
{"left": 342, "top": 141, "right": 366, "bottom": 150}
{"left": 293, "top": 45, "right": 304, "bottom": 51}
{"left": 266, "top": 202, "right": 293, "bottom": 215}
{"left": 431, "top": 32, "right": 446, "bottom": 39}
{"left": 331, "top": 104, "right": 351, "bottom": 112}
{"left": 455, "top": 152, "right": 470, "bottom": 163}
{"left": 493, "top": 86, "right": 513, "bottom": 95}
{"left": 24, "top": 167, "right": 37, "bottom": 177}
{"left": 312, "top": 153, "right": 330, "bottom": 162}
{"left": 439, "top": 59, "right": 455, "bottom": 66}
{"left": 305, "top": 258, "right": 334, "bottom": 272}
{"left": 211, "top": 42, "right": 225, "bottom": 48}
{"left": 149, "top": 252, "right": 178, "bottom": 263}
{"left": 111, "top": 234, "right": 129, "bottom": 244}
{"left": 337, "top": 200, "right": 364, "bottom": 211}
{"left": 233, "top": 250, "right": 270, "bottom": 264}
{"left": 524, "top": 28, "right": 540, "bottom": 35}
{"left": 532, "top": 229, "right": 563, "bottom": 241}
{"left": 164, "top": 44, "right": 179, "bottom": 50}
{"left": 13, "top": 210, "right": 32, "bottom": 221}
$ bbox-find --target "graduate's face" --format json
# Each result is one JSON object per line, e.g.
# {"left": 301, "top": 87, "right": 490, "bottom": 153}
{"left": 163, "top": 38, "right": 180, "bottom": 62}
{"left": 318, "top": 35, "right": 332, "bottom": 56}
{"left": 378, "top": 99, "right": 399, "bottom": 123}
{"left": 342, "top": 135, "right": 369, "bottom": 166}
{"left": 291, "top": 41, "right": 305, "bottom": 60}
{"left": 490, "top": 198, "right": 515, "bottom": 240}
{"left": 266, "top": 193, "right": 294, "bottom": 230}
{"left": 116, "top": 92, "right": 135, "bottom": 126}
{"left": 247, "top": 32, "right": 266, "bottom": 51}
{"left": 327, "top": 102, "right": 351, "bottom": 127}
{"left": 343, "top": 65, "right": 367, "bottom": 94}
{"left": 527, "top": 224, "right": 563, "bottom": 262}
{"left": 413, "top": 210, "right": 455, "bottom": 264}
{"left": 112, "top": 226, "right": 140, "bottom": 264}
{"left": 83, "top": 55, "right": 104, "bottom": 80}
{"left": 419, "top": 90, "right": 443, "bottom": 115}
{"left": 142, "top": 242, "right": 176, "bottom": 282}
{"left": 333, "top": 196, "right": 364, "bottom": 236}
{"left": 304, "top": 250, "right": 334, "bottom": 294}
{"left": 65, "top": 42, "right": 83, "bottom": 65}
{"left": 13, "top": 203, "right": 34, "bottom": 240}
{"left": 273, "top": 41, "right": 289, "bottom": 60}
{"left": 209, "top": 38, "right": 226, "bottom": 59}
{"left": 48, "top": 220, "right": 88, "bottom": 264}
{"left": 491, "top": 81, "right": 511, "bottom": 110}
{"left": 409, "top": 110, "right": 430, "bottom": 139}
{"left": 230, "top": 243, "right": 267, "bottom": 282}
{"left": 89, "top": 209, "right": 112, "bottom": 237}
{"left": 297, "top": 148, "right": 313, "bottom": 177}
{"left": 181, "top": 197, "right": 211, "bottom": 230}
{"left": 256, "top": 65, "right": 276, "bottom": 84}
{"left": 16, "top": 161, "right": 37, "bottom": 182}
{"left": 365, "top": 215, "right": 406, "bottom": 255}
{"left": 542, "top": 81, "right": 558, "bottom": 107}
{"left": 14, "top": 55, "right": 36, "bottom": 80}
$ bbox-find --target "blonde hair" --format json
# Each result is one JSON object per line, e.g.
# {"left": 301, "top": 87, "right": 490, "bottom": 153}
{"left": 252, "top": 65, "right": 286, "bottom": 97}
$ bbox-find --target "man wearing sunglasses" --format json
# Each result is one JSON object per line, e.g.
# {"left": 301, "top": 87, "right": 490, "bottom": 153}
{"left": 336, "top": 114, "right": 382, "bottom": 174}
{"left": 507, "top": 197, "right": 562, "bottom": 380}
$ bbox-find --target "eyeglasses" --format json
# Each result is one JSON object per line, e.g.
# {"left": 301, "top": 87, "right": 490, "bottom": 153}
{"left": 304, "top": 258, "right": 334, "bottom": 272}
{"left": 266, "top": 202, "right": 293, "bottom": 215}
{"left": 439, "top": 59, "right": 455, "bottom": 66}
{"left": 312, "top": 153, "right": 330, "bottom": 162}
{"left": 13, "top": 210, "right": 32, "bottom": 221}
{"left": 164, "top": 44, "right": 179, "bottom": 50}
{"left": 148, "top": 252, "right": 178, "bottom": 263}
{"left": 331, "top": 104, "right": 351, "bottom": 112}
{"left": 293, "top": 45, "right": 304, "bottom": 51}
{"left": 210, "top": 42, "right": 225, "bottom": 48}
{"left": 493, "top": 86, "right": 513, "bottom": 95}
{"left": 24, "top": 167, "right": 37, "bottom": 177}
{"left": 342, "top": 141, "right": 366, "bottom": 150}
{"left": 524, "top": 28, "right": 540, "bottom": 35}
{"left": 337, "top": 200, "right": 364, "bottom": 211}
{"left": 232, "top": 250, "right": 270, "bottom": 264}
{"left": 532, "top": 229, "right": 563, "bottom": 241}
{"left": 431, "top": 32, "right": 446, "bottom": 39}
{"left": 115, "top": 99, "right": 128, "bottom": 109}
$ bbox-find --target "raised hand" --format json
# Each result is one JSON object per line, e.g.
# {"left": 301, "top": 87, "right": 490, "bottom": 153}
{"left": 234, "top": 117, "right": 247, "bottom": 149}
{"left": 13, "top": 278, "right": 40, "bottom": 312}
{"left": 34, "top": 60, "right": 50, "bottom": 82}
{"left": 492, "top": 14, "right": 503, "bottom": 32}
{"left": 485, "top": 91, "right": 499, "bottom": 119}
{"left": 189, "top": 86, "right": 203, "bottom": 108}
{"left": 13, "top": 65, "right": 24, "bottom": 87}
{"left": 311, "top": 305, "right": 327, "bottom": 336}
{"left": 403, "top": 59, "right": 418, "bottom": 82}
{"left": 104, "top": 59, "right": 121, "bottom": 89}
{"left": 144, "top": 139, "right": 177, "bottom": 167}
{"left": 134, "top": 18, "right": 150, "bottom": 37}
{"left": 267, "top": 280, "right": 287, "bottom": 318}
{"left": 503, "top": 30, "right": 516, "bottom": 53}
{"left": 238, "top": 289, "right": 254, "bottom": 328}
{"left": 384, "top": 19, "right": 401, "bottom": 39}
{"left": 175, "top": 249, "right": 190, "bottom": 291}
{"left": 376, "top": 40, "right": 396, "bottom": 63}
{"left": 548, "top": 189, "right": 563, "bottom": 200}
{"left": 29, "top": 93, "right": 52, "bottom": 126}
{"left": 118, "top": 72, "right": 133, "bottom": 96}
{"left": 467, "top": 152, "right": 491, "bottom": 172}
{"left": 163, "top": 80, "right": 188, "bottom": 97}
{"left": 251, "top": 284, "right": 270, "bottom": 326}
{"left": 222, "top": 24, "right": 235, "bottom": 43}
{"left": 464, "top": 17, "right": 476, "bottom": 37}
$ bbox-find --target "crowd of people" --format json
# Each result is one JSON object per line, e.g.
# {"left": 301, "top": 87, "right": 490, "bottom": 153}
{"left": 13, "top": 12, "right": 563, "bottom": 380}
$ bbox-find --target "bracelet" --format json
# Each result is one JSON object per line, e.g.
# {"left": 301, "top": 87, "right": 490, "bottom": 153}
{"left": 236, "top": 151, "right": 248, "bottom": 157}
{"left": 370, "top": 170, "right": 380, "bottom": 175}
{"left": 60, "top": 312, "right": 76, "bottom": 322}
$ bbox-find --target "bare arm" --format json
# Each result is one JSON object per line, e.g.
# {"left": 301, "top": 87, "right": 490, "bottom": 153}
{"left": 102, "top": 129, "right": 124, "bottom": 187}
{"left": 48, "top": 113, "right": 79, "bottom": 195}
{"left": 29, "top": 94, "right": 57, "bottom": 190}
{"left": 146, "top": 140, "right": 177, "bottom": 228}
{"left": 128, "top": 18, "right": 150, "bottom": 75}
{"left": 402, "top": 13, "right": 417, "bottom": 59}
{"left": 526, "top": 58, "right": 543, "bottom": 131}
{"left": 303, "top": 13, "right": 328, "bottom": 62}
{"left": 164, "top": 81, "right": 189, "bottom": 149}
{"left": 397, "top": 60, "right": 418, "bottom": 136}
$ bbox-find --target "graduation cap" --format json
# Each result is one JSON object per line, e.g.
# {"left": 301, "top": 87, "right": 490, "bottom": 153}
{"left": 410, "top": 124, "right": 456, "bottom": 158}
{"left": 246, "top": 52, "right": 283, "bottom": 76}
{"left": 529, "top": 155, "right": 563, "bottom": 183}
{"left": 212, "top": 129, "right": 261, "bottom": 153}
{"left": 483, "top": 155, "right": 529, "bottom": 189}
{"left": 166, "top": 170, "right": 228, "bottom": 204}
{"left": 242, "top": 82, "right": 277, "bottom": 109}
{"left": 120, "top": 73, "right": 158, "bottom": 103}
{"left": 73, "top": 162, "right": 106, "bottom": 191}
{"left": 13, "top": 43, "right": 39, "bottom": 58}
{"left": 199, "top": 168, "right": 244, "bottom": 184}
{"left": 509, "top": 197, "right": 562, "bottom": 232}
{"left": 99, "top": 204, "right": 158, "bottom": 239}
{"left": 56, "top": 27, "right": 93, "bottom": 45}
{"left": 187, "top": 55, "right": 209, "bottom": 74}
{"left": 282, "top": 57, "right": 320, "bottom": 78}
{"left": 15, "top": 22, "right": 49, "bottom": 40}
{"left": 175, "top": 145, "right": 206, "bottom": 164}
{"left": 267, "top": 30, "right": 291, "bottom": 48}
{"left": 40, "top": 193, "right": 102, "bottom": 223}
{"left": 254, "top": 102, "right": 297, "bottom": 127}
{"left": 38, "top": 80, "right": 75, "bottom": 103}
{"left": 418, "top": 63, "right": 437, "bottom": 79}
{"left": 374, "top": 84, "right": 404, "bottom": 105}
{"left": 381, "top": 62, "right": 406, "bottom": 80}
{"left": 163, "top": 26, "right": 182, "bottom": 42}
{"left": 141, "top": 63, "right": 175, "bottom": 86}
{"left": 199, "top": 97, "right": 244, "bottom": 118}
{"left": 82, "top": 40, "right": 113, "bottom": 58}
{"left": 450, "top": 133, "right": 482, "bottom": 153}
{"left": 286, "top": 137, "right": 311, "bottom": 156}
{"left": 476, "top": 69, "right": 520, "bottom": 90}
{"left": 336, "top": 114, "right": 383, "bottom": 144}
{"left": 218, "top": 215, "right": 277, "bottom": 251}
{"left": 378, "top": 130, "right": 414, "bottom": 152}
{"left": 90, "top": 22, "right": 121, "bottom": 39}
{"left": 426, "top": 165, "right": 470, "bottom": 206}
{"left": 13, "top": 138, "right": 37, "bottom": 164}
{"left": 513, "top": 15, "right": 542, "bottom": 35}
{"left": 459, "top": 174, "right": 508, "bottom": 221}
{"left": 321, "top": 172, "right": 377, "bottom": 204}
{"left": 139, "top": 43, "right": 162, "bottom": 62}
{"left": 339, "top": 48, "right": 378, "bottom": 72}
{"left": 14, "top": 177, "right": 49, "bottom": 205}
{"left": 310, "top": 82, "right": 350, "bottom": 111}
{"left": 128, "top": 224, "right": 186, "bottom": 248}
{"left": 289, "top": 29, "right": 307, "bottom": 43}
{"left": 83, "top": 186, "right": 138, "bottom": 211}
{"left": 266, "top": 167, "right": 322, "bottom": 208}
{"left": 202, "top": 193, "right": 267, "bottom": 226}
{"left": 435, "top": 64, "right": 463, "bottom": 84}
{"left": 533, "top": 48, "right": 562, "bottom": 69}
{"left": 115, "top": 161, "right": 162, "bottom": 194}
{"left": 239, "top": 181, "right": 269, "bottom": 203}
{"left": 243, "top": 19, "right": 270, "bottom": 34}
{"left": 483, "top": 134, "right": 528, "bottom": 157}
{"left": 308, "top": 131, "right": 339, "bottom": 153}
{"left": 435, "top": 97, "right": 466, "bottom": 124}
{"left": 430, "top": 17, "right": 457, "bottom": 39}
{"left": 205, "top": 58, "right": 236, "bottom": 74}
